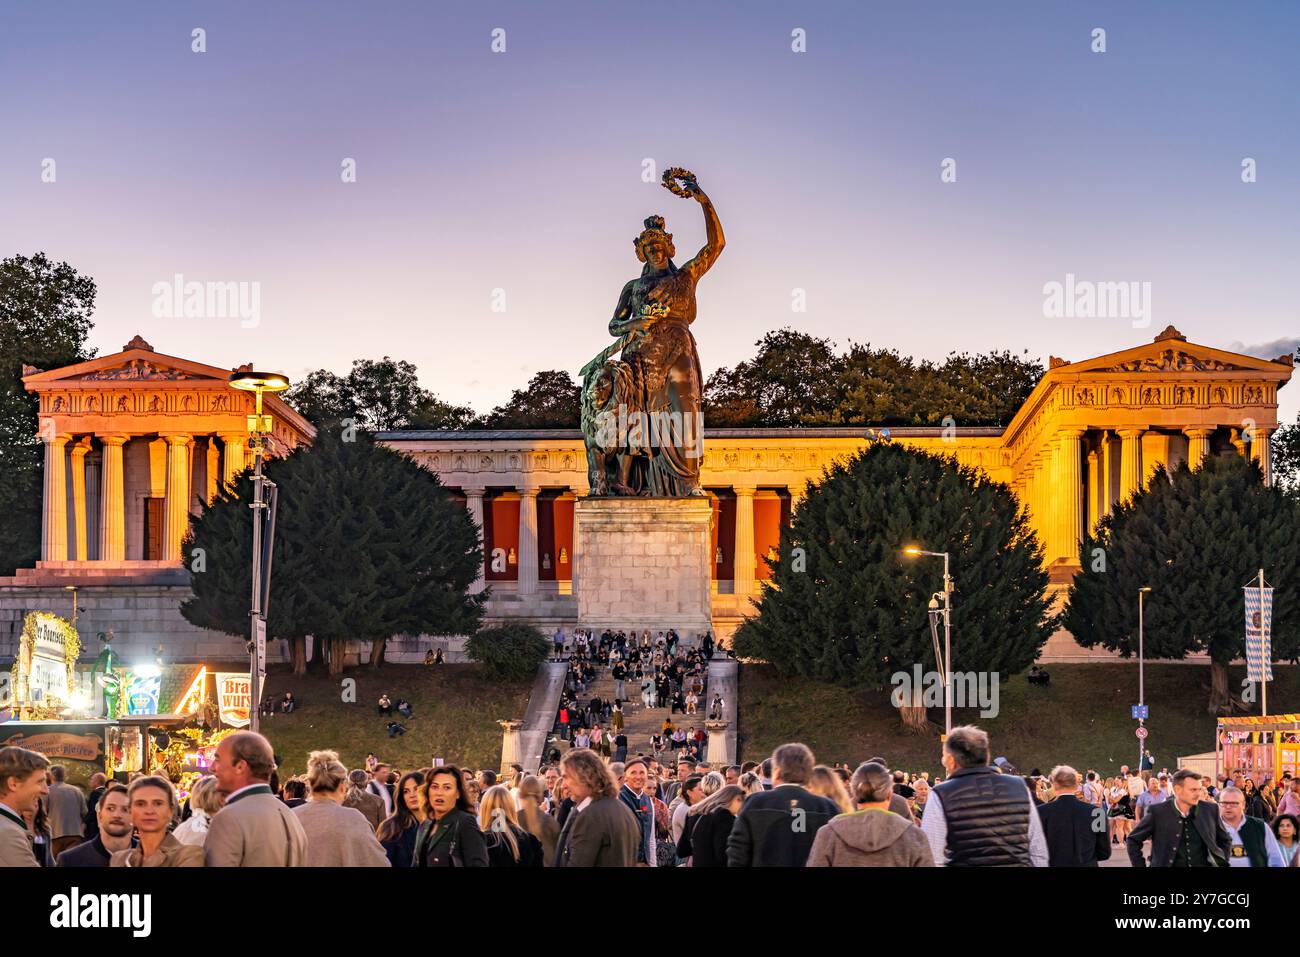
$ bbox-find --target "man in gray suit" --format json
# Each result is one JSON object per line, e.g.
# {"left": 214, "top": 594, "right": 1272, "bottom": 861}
{"left": 0, "top": 746, "right": 50, "bottom": 868}
{"left": 206, "top": 731, "right": 307, "bottom": 867}
{"left": 554, "top": 748, "right": 641, "bottom": 867}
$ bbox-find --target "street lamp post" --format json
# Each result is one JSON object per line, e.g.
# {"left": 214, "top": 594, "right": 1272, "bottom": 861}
{"left": 1138, "top": 585, "right": 1152, "bottom": 771}
{"left": 228, "top": 371, "right": 290, "bottom": 735}
{"left": 904, "top": 546, "right": 953, "bottom": 735}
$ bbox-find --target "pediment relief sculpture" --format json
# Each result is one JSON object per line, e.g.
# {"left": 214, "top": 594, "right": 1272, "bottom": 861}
{"left": 1105, "top": 349, "right": 1241, "bottom": 374}
{"left": 79, "top": 359, "right": 198, "bottom": 381}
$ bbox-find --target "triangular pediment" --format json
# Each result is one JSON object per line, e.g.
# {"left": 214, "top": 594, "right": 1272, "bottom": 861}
{"left": 1055, "top": 328, "right": 1293, "bottom": 377}
{"left": 23, "top": 341, "right": 246, "bottom": 386}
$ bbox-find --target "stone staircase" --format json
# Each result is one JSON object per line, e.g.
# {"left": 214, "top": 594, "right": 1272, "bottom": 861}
{"left": 579, "top": 666, "right": 713, "bottom": 760}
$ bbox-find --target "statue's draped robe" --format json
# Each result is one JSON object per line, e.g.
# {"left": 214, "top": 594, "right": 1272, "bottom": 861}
{"left": 620, "top": 264, "right": 704, "bottom": 496}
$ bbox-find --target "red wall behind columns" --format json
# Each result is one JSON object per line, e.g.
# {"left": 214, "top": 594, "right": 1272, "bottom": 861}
{"left": 754, "top": 496, "right": 782, "bottom": 581}
{"left": 485, "top": 495, "right": 520, "bottom": 581}
{"left": 553, "top": 497, "right": 574, "bottom": 582}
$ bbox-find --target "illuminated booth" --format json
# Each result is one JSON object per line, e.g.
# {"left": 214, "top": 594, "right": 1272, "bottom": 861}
{"left": 2, "top": 613, "right": 249, "bottom": 790}
{"left": 1216, "top": 713, "right": 1300, "bottom": 781}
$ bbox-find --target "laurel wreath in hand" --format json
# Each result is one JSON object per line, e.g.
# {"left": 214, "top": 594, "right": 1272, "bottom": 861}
{"left": 661, "top": 167, "right": 698, "bottom": 198}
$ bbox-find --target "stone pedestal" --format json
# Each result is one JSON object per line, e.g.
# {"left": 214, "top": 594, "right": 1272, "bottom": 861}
{"left": 574, "top": 497, "right": 712, "bottom": 638}
{"left": 705, "top": 720, "right": 729, "bottom": 764}
{"left": 498, "top": 719, "right": 523, "bottom": 774}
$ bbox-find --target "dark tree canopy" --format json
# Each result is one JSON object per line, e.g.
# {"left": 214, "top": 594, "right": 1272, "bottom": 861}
{"left": 0, "top": 253, "right": 98, "bottom": 574}
{"left": 703, "top": 328, "right": 1042, "bottom": 428}
{"left": 1064, "top": 455, "right": 1300, "bottom": 714}
{"left": 465, "top": 623, "right": 550, "bottom": 680}
{"left": 181, "top": 432, "right": 484, "bottom": 675}
{"left": 1274, "top": 413, "right": 1300, "bottom": 493}
{"left": 481, "top": 370, "right": 581, "bottom": 429}
{"left": 285, "top": 357, "right": 476, "bottom": 433}
{"left": 733, "top": 443, "right": 1054, "bottom": 727}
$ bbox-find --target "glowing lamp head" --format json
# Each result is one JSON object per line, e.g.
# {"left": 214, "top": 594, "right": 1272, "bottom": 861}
{"left": 228, "top": 371, "right": 290, "bottom": 393}
{"left": 902, "top": 546, "right": 922, "bottom": 557}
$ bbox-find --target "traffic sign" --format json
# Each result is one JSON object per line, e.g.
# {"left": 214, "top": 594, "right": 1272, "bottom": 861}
{"left": 1135, "top": 726, "right": 1149, "bottom": 740}
{"left": 1131, "top": 704, "right": 1149, "bottom": 721}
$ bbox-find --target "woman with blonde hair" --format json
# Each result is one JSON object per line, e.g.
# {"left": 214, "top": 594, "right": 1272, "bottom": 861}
{"left": 173, "top": 775, "right": 225, "bottom": 846}
{"left": 478, "top": 784, "right": 543, "bottom": 867}
{"left": 517, "top": 775, "right": 560, "bottom": 864}
{"left": 738, "top": 771, "right": 764, "bottom": 796}
{"left": 292, "top": 750, "right": 389, "bottom": 867}
{"left": 808, "top": 764, "right": 855, "bottom": 815}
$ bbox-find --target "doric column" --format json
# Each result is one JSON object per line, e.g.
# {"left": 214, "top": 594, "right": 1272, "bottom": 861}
{"left": 463, "top": 486, "right": 487, "bottom": 594}
{"left": 1056, "top": 430, "right": 1084, "bottom": 563}
{"left": 517, "top": 487, "right": 539, "bottom": 596}
{"left": 162, "top": 433, "right": 193, "bottom": 562}
{"left": 1230, "top": 429, "right": 1248, "bottom": 457}
{"left": 733, "top": 486, "right": 756, "bottom": 596}
{"left": 1251, "top": 428, "right": 1273, "bottom": 486}
{"left": 219, "top": 433, "right": 248, "bottom": 487}
{"left": 1100, "top": 431, "right": 1118, "bottom": 517}
{"left": 98, "top": 435, "right": 128, "bottom": 562}
{"left": 1184, "top": 428, "right": 1213, "bottom": 472}
{"left": 42, "top": 434, "right": 70, "bottom": 561}
{"left": 205, "top": 437, "right": 220, "bottom": 503}
{"left": 1086, "top": 449, "right": 1100, "bottom": 535}
{"left": 1118, "top": 429, "right": 1145, "bottom": 503}
{"left": 69, "top": 438, "right": 92, "bottom": 561}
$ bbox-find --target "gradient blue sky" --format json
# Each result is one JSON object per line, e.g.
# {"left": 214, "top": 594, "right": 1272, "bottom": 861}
{"left": 3, "top": 1, "right": 1298, "bottom": 420}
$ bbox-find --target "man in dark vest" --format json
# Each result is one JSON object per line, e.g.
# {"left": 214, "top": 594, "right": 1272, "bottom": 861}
{"left": 1126, "top": 768, "right": 1232, "bottom": 867}
{"left": 918, "top": 725, "right": 1048, "bottom": 866}
{"left": 1214, "top": 786, "right": 1285, "bottom": 867}
{"left": 1036, "top": 765, "right": 1111, "bottom": 866}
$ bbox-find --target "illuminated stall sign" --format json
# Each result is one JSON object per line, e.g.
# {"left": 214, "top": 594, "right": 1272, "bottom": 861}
{"left": 215, "top": 673, "right": 252, "bottom": 728}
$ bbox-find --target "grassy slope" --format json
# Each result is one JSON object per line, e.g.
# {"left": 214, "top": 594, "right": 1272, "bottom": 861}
{"left": 259, "top": 664, "right": 533, "bottom": 777}
{"left": 738, "top": 663, "right": 1300, "bottom": 776}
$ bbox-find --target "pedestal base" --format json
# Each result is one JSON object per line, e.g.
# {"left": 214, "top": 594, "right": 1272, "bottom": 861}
{"left": 574, "top": 497, "right": 713, "bottom": 638}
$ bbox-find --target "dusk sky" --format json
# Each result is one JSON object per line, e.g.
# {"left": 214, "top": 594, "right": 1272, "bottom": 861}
{"left": 3, "top": 1, "right": 1298, "bottom": 421}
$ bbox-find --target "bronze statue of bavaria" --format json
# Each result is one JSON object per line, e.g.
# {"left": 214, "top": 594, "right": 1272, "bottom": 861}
{"left": 581, "top": 168, "right": 725, "bottom": 497}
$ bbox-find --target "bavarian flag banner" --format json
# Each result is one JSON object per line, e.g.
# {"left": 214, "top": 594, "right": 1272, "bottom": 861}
{"left": 1244, "top": 586, "right": 1274, "bottom": 683}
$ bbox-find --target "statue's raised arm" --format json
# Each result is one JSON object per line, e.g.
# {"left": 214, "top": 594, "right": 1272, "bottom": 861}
{"left": 668, "top": 169, "right": 725, "bottom": 279}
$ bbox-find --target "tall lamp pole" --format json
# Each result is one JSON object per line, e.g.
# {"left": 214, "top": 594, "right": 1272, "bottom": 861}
{"left": 228, "top": 371, "right": 290, "bottom": 735}
{"left": 903, "top": 546, "right": 954, "bottom": 736}
{"left": 1138, "top": 586, "right": 1152, "bottom": 771}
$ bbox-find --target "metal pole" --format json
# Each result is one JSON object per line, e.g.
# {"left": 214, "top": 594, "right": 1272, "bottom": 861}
{"left": 1260, "top": 568, "right": 1268, "bottom": 718}
{"left": 249, "top": 388, "right": 265, "bottom": 735}
{"left": 943, "top": 551, "right": 952, "bottom": 737}
{"left": 1138, "top": 589, "right": 1145, "bottom": 772}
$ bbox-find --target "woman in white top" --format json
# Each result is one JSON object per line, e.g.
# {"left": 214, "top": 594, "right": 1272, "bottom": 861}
{"left": 172, "top": 775, "right": 225, "bottom": 846}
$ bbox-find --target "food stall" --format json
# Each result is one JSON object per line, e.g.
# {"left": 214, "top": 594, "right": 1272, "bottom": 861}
{"left": 1215, "top": 713, "right": 1300, "bottom": 782}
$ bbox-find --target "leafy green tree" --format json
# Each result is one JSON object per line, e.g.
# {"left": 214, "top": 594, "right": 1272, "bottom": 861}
{"left": 1273, "top": 413, "right": 1300, "bottom": 493}
{"left": 480, "top": 370, "right": 580, "bottom": 429}
{"left": 1064, "top": 455, "right": 1300, "bottom": 714}
{"left": 0, "top": 253, "right": 97, "bottom": 574}
{"left": 704, "top": 330, "right": 1042, "bottom": 428}
{"left": 465, "top": 623, "right": 550, "bottom": 680}
{"left": 733, "top": 443, "right": 1054, "bottom": 731}
{"left": 285, "top": 357, "right": 476, "bottom": 432}
{"left": 181, "top": 432, "right": 484, "bottom": 675}
{"left": 704, "top": 329, "right": 846, "bottom": 426}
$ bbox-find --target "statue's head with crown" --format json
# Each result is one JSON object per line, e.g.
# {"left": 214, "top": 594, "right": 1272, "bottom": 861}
{"left": 634, "top": 214, "right": 675, "bottom": 271}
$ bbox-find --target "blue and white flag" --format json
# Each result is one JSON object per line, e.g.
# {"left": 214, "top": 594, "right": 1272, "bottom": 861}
{"left": 1244, "top": 586, "right": 1274, "bottom": 683}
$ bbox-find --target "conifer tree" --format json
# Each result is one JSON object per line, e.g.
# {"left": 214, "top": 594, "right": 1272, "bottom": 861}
{"left": 733, "top": 442, "right": 1054, "bottom": 731}
{"left": 1065, "top": 455, "right": 1300, "bottom": 714}
{"left": 182, "top": 431, "right": 483, "bottom": 675}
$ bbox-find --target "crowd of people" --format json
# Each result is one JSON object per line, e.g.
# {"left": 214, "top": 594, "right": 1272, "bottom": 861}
{"left": 4, "top": 721, "right": 1298, "bottom": 868}
{"left": 546, "top": 627, "right": 722, "bottom": 767}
